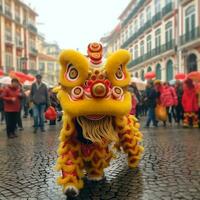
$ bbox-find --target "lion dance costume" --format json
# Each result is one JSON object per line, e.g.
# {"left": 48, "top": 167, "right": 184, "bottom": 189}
{"left": 182, "top": 79, "right": 199, "bottom": 128}
{"left": 55, "top": 43, "right": 144, "bottom": 197}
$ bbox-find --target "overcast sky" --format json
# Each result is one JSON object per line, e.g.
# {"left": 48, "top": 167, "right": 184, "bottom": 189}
{"left": 24, "top": 0, "right": 130, "bottom": 53}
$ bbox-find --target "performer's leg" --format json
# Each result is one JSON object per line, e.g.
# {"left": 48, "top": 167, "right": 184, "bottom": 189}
{"left": 192, "top": 112, "right": 199, "bottom": 128}
{"left": 115, "top": 115, "right": 144, "bottom": 168}
{"left": 183, "top": 112, "right": 189, "bottom": 127}
{"left": 82, "top": 144, "right": 113, "bottom": 181}
{"left": 56, "top": 139, "right": 84, "bottom": 197}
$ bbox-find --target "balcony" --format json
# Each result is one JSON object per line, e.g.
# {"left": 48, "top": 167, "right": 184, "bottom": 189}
{"left": 152, "top": 12, "right": 162, "bottom": 25}
{"left": 121, "top": 13, "right": 162, "bottom": 48}
{"left": 180, "top": 27, "right": 200, "bottom": 46}
{"left": 127, "top": 40, "right": 175, "bottom": 69}
{"left": 28, "top": 24, "right": 37, "bottom": 34}
{"left": 122, "top": 0, "right": 146, "bottom": 28}
{"left": 29, "top": 47, "right": 38, "bottom": 55}
{"left": 5, "top": 9, "right": 12, "bottom": 19}
{"left": 15, "top": 38, "right": 23, "bottom": 48}
{"left": 5, "top": 34, "right": 13, "bottom": 44}
{"left": 162, "top": 2, "right": 173, "bottom": 17}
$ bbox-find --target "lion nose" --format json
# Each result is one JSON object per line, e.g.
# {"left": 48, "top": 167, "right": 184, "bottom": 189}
{"left": 91, "top": 82, "right": 107, "bottom": 98}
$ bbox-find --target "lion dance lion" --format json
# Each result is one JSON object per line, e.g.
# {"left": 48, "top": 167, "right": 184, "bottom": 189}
{"left": 55, "top": 43, "right": 144, "bottom": 197}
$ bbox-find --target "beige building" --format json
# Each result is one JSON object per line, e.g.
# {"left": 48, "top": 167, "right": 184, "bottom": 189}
{"left": 101, "top": 0, "right": 200, "bottom": 82}
{"left": 0, "top": 0, "right": 38, "bottom": 74}
{"left": 37, "top": 34, "right": 60, "bottom": 86}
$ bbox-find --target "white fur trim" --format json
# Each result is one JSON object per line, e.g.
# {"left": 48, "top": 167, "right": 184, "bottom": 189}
{"left": 64, "top": 185, "right": 79, "bottom": 197}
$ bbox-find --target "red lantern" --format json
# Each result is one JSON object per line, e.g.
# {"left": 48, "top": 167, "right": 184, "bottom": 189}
{"left": 145, "top": 72, "right": 156, "bottom": 80}
{"left": 187, "top": 71, "right": 200, "bottom": 82}
{"left": 45, "top": 106, "right": 57, "bottom": 121}
{"left": 175, "top": 73, "right": 187, "bottom": 80}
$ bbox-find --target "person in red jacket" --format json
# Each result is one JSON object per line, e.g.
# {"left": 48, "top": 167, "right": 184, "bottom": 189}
{"left": 160, "top": 82, "right": 178, "bottom": 125}
{"left": 182, "top": 79, "right": 199, "bottom": 128}
{"left": 3, "top": 78, "right": 22, "bottom": 138}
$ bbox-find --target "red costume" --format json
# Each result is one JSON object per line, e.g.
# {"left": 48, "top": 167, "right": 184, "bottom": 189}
{"left": 182, "top": 79, "right": 198, "bottom": 128}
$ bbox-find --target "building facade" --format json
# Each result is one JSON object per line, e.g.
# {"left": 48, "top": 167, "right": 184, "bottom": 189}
{"left": 0, "top": 0, "right": 38, "bottom": 74}
{"left": 101, "top": 0, "right": 200, "bottom": 82}
{"left": 37, "top": 34, "right": 60, "bottom": 86}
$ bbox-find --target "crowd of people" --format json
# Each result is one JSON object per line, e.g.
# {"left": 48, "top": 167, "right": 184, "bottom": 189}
{"left": 0, "top": 74, "right": 61, "bottom": 138}
{"left": 130, "top": 79, "right": 200, "bottom": 128}
{"left": 0, "top": 73, "right": 200, "bottom": 139}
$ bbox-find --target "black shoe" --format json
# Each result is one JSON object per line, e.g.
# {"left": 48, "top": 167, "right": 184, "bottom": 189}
{"left": 19, "top": 127, "right": 24, "bottom": 131}
{"left": 13, "top": 134, "right": 18, "bottom": 137}
{"left": 33, "top": 128, "right": 38, "bottom": 133}
{"left": 41, "top": 128, "right": 45, "bottom": 132}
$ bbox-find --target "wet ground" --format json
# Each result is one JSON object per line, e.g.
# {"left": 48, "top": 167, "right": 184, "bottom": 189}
{"left": 0, "top": 119, "right": 200, "bottom": 200}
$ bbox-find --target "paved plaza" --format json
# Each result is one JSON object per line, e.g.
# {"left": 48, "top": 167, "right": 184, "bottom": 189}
{"left": 0, "top": 119, "right": 200, "bottom": 200}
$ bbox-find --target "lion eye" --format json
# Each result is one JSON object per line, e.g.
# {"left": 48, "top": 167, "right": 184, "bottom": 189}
{"left": 65, "top": 63, "right": 79, "bottom": 81}
{"left": 115, "top": 65, "right": 125, "bottom": 80}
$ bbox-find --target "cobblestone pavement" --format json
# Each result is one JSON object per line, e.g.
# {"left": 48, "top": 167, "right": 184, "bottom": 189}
{"left": 0, "top": 119, "right": 200, "bottom": 200}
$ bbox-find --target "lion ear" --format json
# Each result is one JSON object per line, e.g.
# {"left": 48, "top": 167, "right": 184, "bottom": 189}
{"left": 104, "top": 49, "right": 131, "bottom": 87}
{"left": 59, "top": 50, "right": 89, "bottom": 88}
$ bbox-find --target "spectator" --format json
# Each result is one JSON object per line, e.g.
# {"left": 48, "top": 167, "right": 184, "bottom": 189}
{"left": 175, "top": 80, "right": 183, "bottom": 125}
{"left": 160, "top": 82, "right": 178, "bottom": 126}
{"left": 0, "top": 84, "right": 5, "bottom": 123}
{"left": 2, "top": 78, "right": 22, "bottom": 138}
{"left": 144, "top": 81, "right": 157, "bottom": 128}
{"left": 30, "top": 74, "right": 49, "bottom": 133}
{"left": 129, "top": 82, "right": 141, "bottom": 118}
{"left": 48, "top": 88, "right": 59, "bottom": 125}
{"left": 16, "top": 84, "right": 25, "bottom": 131}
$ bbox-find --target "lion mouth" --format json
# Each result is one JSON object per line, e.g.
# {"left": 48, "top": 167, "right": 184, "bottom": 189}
{"left": 76, "top": 116, "right": 118, "bottom": 143}
{"left": 85, "top": 115, "right": 105, "bottom": 120}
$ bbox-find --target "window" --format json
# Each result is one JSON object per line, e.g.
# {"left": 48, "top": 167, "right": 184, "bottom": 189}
{"left": 129, "top": 47, "right": 133, "bottom": 58}
{"left": 5, "top": 27, "right": 12, "bottom": 42}
{"left": 5, "top": 53, "right": 13, "bottom": 73}
{"left": 166, "top": 60, "right": 173, "bottom": 81}
{"left": 5, "top": 1, "right": 12, "bottom": 18}
{"left": 140, "top": 13, "right": 144, "bottom": 28}
{"left": 140, "top": 41, "right": 144, "bottom": 56}
{"left": 39, "top": 62, "right": 45, "bottom": 73}
{"left": 134, "top": 19, "right": 138, "bottom": 32}
{"left": 165, "top": 22, "right": 173, "bottom": 49}
{"left": 135, "top": 72, "right": 138, "bottom": 78}
{"left": 16, "top": 57, "right": 21, "bottom": 71}
{"left": 185, "top": 5, "right": 195, "bottom": 34}
{"left": 29, "top": 60, "right": 36, "bottom": 70}
{"left": 156, "top": 63, "right": 161, "bottom": 80}
{"left": 155, "top": 0, "right": 161, "bottom": 14}
{"left": 47, "top": 62, "right": 54, "bottom": 72}
{"left": 146, "top": 35, "right": 152, "bottom": 53}
{"left": 134, "top": 45, "right": 138, "bottom": 59}
{"left": 141, "top": 70, "right": 145, "bottom": 81}
{"left": 155, "top": 29, "right": 161, "bottom": 53}
{"left": 146, "top": 6, "right": 151, "bottom": 21}
{"left": 165, "top": 21, "right": 173, "bottom": 44}
{"left": 147, "top": 66, "right": 152, "bottom": 72}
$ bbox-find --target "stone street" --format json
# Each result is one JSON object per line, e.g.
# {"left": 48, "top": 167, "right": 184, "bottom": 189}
{"left": 0, "top": 119, "right": 200, "bottom": 200}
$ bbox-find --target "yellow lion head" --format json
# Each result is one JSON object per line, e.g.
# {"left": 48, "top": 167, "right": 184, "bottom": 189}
{"left": 57, "top": 42, "right": 132, "bottom": 143}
